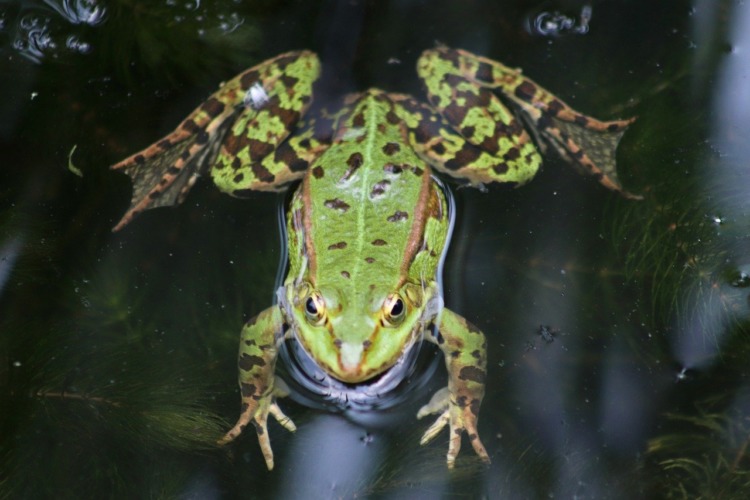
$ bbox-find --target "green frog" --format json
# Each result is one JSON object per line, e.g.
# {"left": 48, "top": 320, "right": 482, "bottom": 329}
{"left": 110, "top": 47, "right": 638, "bottom": 469}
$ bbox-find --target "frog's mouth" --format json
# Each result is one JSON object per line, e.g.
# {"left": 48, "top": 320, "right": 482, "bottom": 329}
{"left": 276, "top": 323, "right": 440, "bottom": 412}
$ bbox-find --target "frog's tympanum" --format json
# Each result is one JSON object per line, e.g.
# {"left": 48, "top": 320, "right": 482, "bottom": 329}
{"left": 111, "top": 48, "right": 638, "bottom": 469}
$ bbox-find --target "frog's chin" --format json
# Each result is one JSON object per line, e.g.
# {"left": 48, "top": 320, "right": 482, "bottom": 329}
{"left": 326, "top": 363, "right": 384, "bottom": 385}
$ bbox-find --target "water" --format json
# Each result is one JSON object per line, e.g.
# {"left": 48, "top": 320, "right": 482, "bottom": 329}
{"left": 2, "top": 0, "right": 749, "bottom": 497}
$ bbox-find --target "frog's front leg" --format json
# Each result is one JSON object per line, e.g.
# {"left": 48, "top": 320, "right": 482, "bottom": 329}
{"left": 419, "top": 308, "right": 490, "bottom": 467}
{"left": 218, "top": 306, "right": 295, "bottom": 471}
{"left": 415, "top": 46, "right": 639, "bottom": 198}
{"left": 111, "top": 50, "right": 322, "bottom": 231}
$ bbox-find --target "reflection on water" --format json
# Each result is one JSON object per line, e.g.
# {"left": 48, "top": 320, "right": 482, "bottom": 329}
{"left": 3, "top": 0, "right": 750, "bottom": 497}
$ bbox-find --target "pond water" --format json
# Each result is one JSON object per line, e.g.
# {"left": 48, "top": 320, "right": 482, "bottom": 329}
{"left": 2, "top": 0, "right": 750, "bottom": 498}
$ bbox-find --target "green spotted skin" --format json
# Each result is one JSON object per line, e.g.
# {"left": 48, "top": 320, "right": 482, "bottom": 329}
{"left": 111, "top": 47, "right": 639, "bottom": 470}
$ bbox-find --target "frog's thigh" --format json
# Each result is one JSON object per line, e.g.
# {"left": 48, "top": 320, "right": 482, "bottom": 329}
{"left": 392, "top": 95, "right": 541, "bottom": 186}
{"left": 211, "top": 52, "right": 322, "bottom": 194}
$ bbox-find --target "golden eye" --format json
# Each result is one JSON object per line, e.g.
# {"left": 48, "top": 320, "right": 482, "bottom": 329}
{"left": 304, "top": 292, "right": 326, "bottom": 325}
{"left": 383, "top": 294, "right": 406, "bottom": 326}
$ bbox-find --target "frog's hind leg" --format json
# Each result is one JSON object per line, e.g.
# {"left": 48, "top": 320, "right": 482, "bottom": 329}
{"left": 416, "top": 47, "right": 640, "bottom": 198}
{"left": 111, "top": 50, "right": 322, "bottom": 231}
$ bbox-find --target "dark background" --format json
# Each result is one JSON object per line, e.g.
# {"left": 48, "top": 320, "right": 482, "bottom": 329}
{"left": 2, "top": 0, "right": 749, "bottom": 497}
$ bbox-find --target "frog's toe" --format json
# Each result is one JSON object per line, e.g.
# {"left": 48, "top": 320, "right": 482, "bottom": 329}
{"left": 252, "top": 418, "right": 276, "bottom": 471}
{"left": 269, "top": 402, "right": 297, "bottom": 433}
{"left": 446, "top": 423, "right": 463, "bottom": 469}
{"left": 419, "top": 409, "right": 449, "bottom": 445}
{"left": 465, "top": 419, "right": 491, "bottom": 464}
{"left": 218, "top": 410, "right": 253, "bottom": 445}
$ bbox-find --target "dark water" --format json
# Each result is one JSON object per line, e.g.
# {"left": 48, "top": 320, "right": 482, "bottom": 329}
{"left": 2, "top": 0, "right": 749, "bottom": 498}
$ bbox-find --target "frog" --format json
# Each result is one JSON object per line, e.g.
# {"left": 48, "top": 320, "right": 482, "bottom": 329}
{"left": 109, "top": 47, "right": 639, "bottom": 470}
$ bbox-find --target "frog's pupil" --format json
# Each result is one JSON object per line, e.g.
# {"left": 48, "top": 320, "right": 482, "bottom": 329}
{"left": 305, "top": 297, "right": 318, "bottom": 315}
{"left": 391, "top": 298, "right": 404, "bottom": 316}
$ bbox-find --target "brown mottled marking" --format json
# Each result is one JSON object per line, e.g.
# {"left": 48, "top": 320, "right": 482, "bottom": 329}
{"left": 492, "top": 163, "right": 509, "bottom": 175}
{"left": 547, "top": 99, "right": 564, "bottom": 115}
{"left": 251, "top": 163, "right": 275, "bottom": 183}
{"left": 280, "top": 74, "right": 299, "bottom": 88}
{"left": 514, "top": 81, "right": 537, "bottom": 101}
{"left": 181, "top": 120, "right": 200, "bottom": 133}
{"left": 274, "top": 144, "right": 308, "bottom": 172}
{"left": 383, "top": 164, "right": 402, "bottom": 174}
{"left": 201, "top": 97, "right": 226, "bottom": 117}
{"left": 362, "top": 340, "right": 372, "bottom": 348}
{"left": 444, "top": 145, "right": 482, "bottom": 170}
{"left": 371, "top": 239, "right": 387, "bottom": 246}
{"left": 233, "top": 173, "right": 244, "bottom": 183}
{"left": 238, "top": 70, "right": 260, "bottom": 89}
{"left": 196, "top": 129, "right": 209, "bottom": 144}
{"left": 334, "top": 339, "right": 343, "bottom": 348}
{"left": 341, "top": 271, "right": 350, "bottom": 279}
{"left": 324, "top": 198, "right": 351, "bottom": 212}
{"left": 386, "top": 110, "right": 400, "bottom": 125}
{"left": 312, "top": 166, "right": 324, "bottom": 178}
{"left": 328, "top": 241, "right": 347, "bottom": 250}
{"left": 387, "top": 211, "right": 408, "bottom": 222}
{"left": 503, "top": 147, "right": 521, "bottom": 161}
{"left": 352, "top": 112, "right": 365, "bottom": 128}
{"left": 459, "top": 366, "right": 486, "bottom": 384}
{"left": 470, "top": 398, "right": 481, "bottom": 416}
{"left": 134, "top": 154, "right": 145, "bottom": 165}
{"left": 239, "top": 353, "right": 265, "bottom": 371}
{"left": 412, "top": 166, "right": 424, "bottom": 177}
{"left": 365, "top": 257, "right": 375, "bottom": 263}
{"left": 240, "top": 383, "right": 257, "bottom": 397}
{"left": 474, "top": 61, "right": 494, "bottom": 82}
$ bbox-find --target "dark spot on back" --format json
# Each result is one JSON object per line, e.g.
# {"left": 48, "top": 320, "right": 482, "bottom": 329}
{"left": 370, "top": 180, "right": 391, "bottom": 198}
{"left": 324, "top": 198, "right": 351, "bottom": 212}
{"left": 383, "top": 142, "right": 400, "bottom": 155}
{"left": 387, "top": 211, "right": 408, "bottom": 222}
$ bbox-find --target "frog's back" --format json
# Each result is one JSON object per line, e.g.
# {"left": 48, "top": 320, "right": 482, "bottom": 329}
{"left": 300, "top": 91, "right": 438, "bottom": 291}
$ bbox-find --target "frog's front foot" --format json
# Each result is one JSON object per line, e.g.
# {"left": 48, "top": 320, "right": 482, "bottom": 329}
{"left": 218, "top": 379, "right": 297, "bottom": 471}
{"left": 417, "top": 387, "right": 491, "bottom": 468}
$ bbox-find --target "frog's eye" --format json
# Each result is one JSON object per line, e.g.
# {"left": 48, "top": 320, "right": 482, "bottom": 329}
{"left": 304, "top": 293, "right": 326, "bottom": 325}
{"left": 382, "top": 294, "right": 406, "bottom": 326}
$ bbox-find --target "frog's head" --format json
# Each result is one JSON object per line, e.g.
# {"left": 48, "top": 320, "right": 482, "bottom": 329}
{"left": 284, "top": 281, "right": 433, "bottom": 383}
